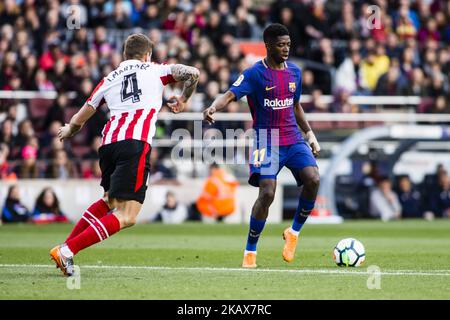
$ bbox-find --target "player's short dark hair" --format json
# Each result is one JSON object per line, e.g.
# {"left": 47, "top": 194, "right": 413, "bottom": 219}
{"left": 124, "top": 33, "right": 154, "bottom": 60}
{"left": 263, "top": 23, "right": 290, "bottom": 44}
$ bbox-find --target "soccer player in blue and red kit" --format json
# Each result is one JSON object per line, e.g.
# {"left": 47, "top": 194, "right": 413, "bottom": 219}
{"left": 203, "top": 24, "right": 321, "bottom": 268}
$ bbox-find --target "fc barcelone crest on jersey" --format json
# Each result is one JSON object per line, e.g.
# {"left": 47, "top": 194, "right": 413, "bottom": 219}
{"left": 289, "top": 82, "right": 296, "bottom": 93}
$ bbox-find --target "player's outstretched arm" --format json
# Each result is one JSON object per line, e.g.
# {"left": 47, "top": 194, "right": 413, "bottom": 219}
{"left": 167, "top": 64, "right": 200, "bottom": 113}
{"left": 58, "top": 104, "right": 96, "bottom": 141}
{"left": 203, "top": 91, "right": 236, "bottom": 124}
{"left": 294, "top": 101, "right": 321, "bottom": 157}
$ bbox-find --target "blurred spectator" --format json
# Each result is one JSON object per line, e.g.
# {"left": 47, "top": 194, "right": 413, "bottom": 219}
{"left": 33, "top": 68, "right": 56, "bottom": 92}
{"left": 305, "top": 89, "right": 329, "bottom": 113}
{"left": 5, "top": 102, "right": 27, "bottom": 133}
{"left": 1, "top": 185, "right": 30, "bottom": 223}
{"left": 400, "top": 46, "right": 419, "bottom": 76}
{"left": 15, "top": 119, "right": 35, "bottom": 149}
{"left": 334, "top": 50, "right": 361, "bottom": 94}
{"left": 333, "top": 0, "right": 359, "bottom": 40}
{"left": 82, "top": 159, "right": 102, "bottom": 179}
{"left": 395, "top": 5, "right": 418, "bottom": 41}
{"left": 32, "top": 187, "right": 68, "bottom": 223}
{"left": 279, "top": 7, "right": 301, "bottom": 56}
{"left": 44, "top": 93, "right": 69, "bottom": 129}
{"left": 0, "top": 0, "right": 20, "bottom": 26}
{"left": 83, "top": 136, "right": 102, "bottom": 160}
{"left": 0, "top": 118, "right": 16, "bottom": 152}
{"left": 301, "top": 69, "right": 316, "bottom": 95}
{"left": 149, "top": 148, "right": 176, "bottom": 184}
{"left": 45, "top": 149, "right": 77, "bottom": 179}
{"left": 105, "top": 1, "right": 132, "bottom": 29}
{"left": 404, "top": 68, "right": 429, "bottom": 97}
{"left": 427, "top": 95, "right": 450, "bottom": 114}
{"left": 85, "top": 104, "right": 109, "bottom": 143}
{"left": 418, "top": 18, "right": 441, "bottom": 43}
{"left": 40, "top": 120, "right": 62, "bottom": 155}
{"left": 396, "top": 175, "right": 424, "bottom": 219}
{"left": 374, "top": 62, "right": 409, "bottom": 96}
{"left": 39, "top": 39, "right": 69, "bottom": 72}
{"left": 17, "top": 139, "right": 39, "bottom": 179}
{"left": 203, "top": 80, "right": 220, "bottom": 108}
{"left": 196, "top": 163, "right": 238, "bottom": 221}
{"left": 73, "top": 78, "right": 93, "bottom": 107}
{"left": 152, "top": 191, "right": 188, "bottom": 224}
{"left": 360, "top": 50, "right": 390, "bottom": 92}
{"left": 427, "top": 169, "right": 450, "bottom": 218}
{"left": 232, "top": 6, "right": 253, "bottom": 38}
{"left": 369, "top": 176, "right": 402, "bottom": 221}
{"left": 385, "top": 33, "right": 403, "bottom": 60}
{"left": 140, "top": 4, "right": 161, "bottom": 29}
{"left": 0, "top": 143, "right": 17, "bottom": 180}
{"left": 332, "top": 89, "right": 358, "bottom": 113}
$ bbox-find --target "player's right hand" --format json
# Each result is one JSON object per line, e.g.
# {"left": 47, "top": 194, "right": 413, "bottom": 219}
{"left": 203, "top": 106, "right": 216, "bottom": 124}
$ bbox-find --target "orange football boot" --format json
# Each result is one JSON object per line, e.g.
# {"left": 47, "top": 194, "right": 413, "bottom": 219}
{"left": 242, "top": 252, "right": 257, "bottom": 268}
{"left": 282, "top": 228, "right": 298, "bottom": 262}
{"left": 50, "top": 245, "right": 74, "bottom": 276}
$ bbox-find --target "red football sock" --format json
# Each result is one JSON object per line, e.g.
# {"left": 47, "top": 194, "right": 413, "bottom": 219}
{"left": 66, "top": 199, "right": 110, "bottom": 242}
{"left": 66, "top": 213, "right": 121, "bottom": 255}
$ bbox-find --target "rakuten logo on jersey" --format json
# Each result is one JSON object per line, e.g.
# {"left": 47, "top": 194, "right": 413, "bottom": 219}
{"left": 263, "top": 98, "right": 294, "bottom": 109}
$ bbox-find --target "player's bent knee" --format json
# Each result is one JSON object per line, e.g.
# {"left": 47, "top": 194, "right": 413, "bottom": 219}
{"left": 305, "top": 173, "right": 320, "bottom": 188}
{"left": 311, "top": 174, "right": 320, "bottom": 188}
{"left": 260, "top": 188, "right": 275, "bottom": 204}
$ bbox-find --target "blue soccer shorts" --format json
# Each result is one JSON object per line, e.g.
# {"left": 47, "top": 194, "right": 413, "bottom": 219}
{"left": 248, "top": 141, "right": 318, "bottom": 187}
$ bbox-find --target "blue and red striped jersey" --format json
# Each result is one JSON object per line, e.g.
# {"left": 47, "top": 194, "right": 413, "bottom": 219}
{"left": 229, "top": 59, "right": 303, "bottom": 146}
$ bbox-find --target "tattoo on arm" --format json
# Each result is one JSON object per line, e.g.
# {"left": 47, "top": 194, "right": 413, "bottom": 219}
{"left": 170, "top": 64, "right": 200, "bottom": 101}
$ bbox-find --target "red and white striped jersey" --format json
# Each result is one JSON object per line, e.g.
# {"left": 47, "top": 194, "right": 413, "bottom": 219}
{"left": 86, "top": 59, "right": 176, "bottom": 146}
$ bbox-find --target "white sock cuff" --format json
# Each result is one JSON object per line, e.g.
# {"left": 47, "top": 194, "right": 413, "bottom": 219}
{"left": 61, "top": 244, "right": 74, "bottom": 258}
{"left": 289, "top": 227, "right": 300, "bottom": 237}
{"left": 244, "top": 250, "right": 257, "bottom": 256}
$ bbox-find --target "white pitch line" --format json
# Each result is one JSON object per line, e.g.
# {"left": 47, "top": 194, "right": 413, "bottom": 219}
{"left": 0, "top": 264, "right": 450, "bottom": 277}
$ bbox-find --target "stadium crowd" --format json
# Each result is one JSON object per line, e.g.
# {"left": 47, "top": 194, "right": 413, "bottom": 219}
{"left": 0, "top": 0, "right": 449, "bottom": 190}
{"left": 365, "top": 164, "right": 450, "bottom": 220}
{"left": 1, "top": 184, "right": 69, "bottom": 223}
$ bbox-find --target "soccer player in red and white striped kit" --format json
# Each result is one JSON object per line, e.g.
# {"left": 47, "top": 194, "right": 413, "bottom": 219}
{"left": 50, "top": 34, "right": 200, "bottom": 276}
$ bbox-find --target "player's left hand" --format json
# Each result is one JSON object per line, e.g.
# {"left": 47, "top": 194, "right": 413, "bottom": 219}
{"left": 58, "top": 123, "right": 74, "bottom": 141}
{"left": 167, "top": 96, "right": 186, "bottom": 114}
{"left": 306, "top": 130, "right": 321, "bottom": 158}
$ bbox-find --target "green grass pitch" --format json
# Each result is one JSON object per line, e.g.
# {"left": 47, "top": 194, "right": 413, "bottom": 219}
{"left": 0, "top": 220, "right": 449, "bottom": 299}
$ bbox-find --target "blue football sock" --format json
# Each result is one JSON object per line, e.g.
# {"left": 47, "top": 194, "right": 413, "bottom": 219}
{"left": 291, "top": 197, "right": 316, "bottom": 233}
{"left": 245, "top": 216, "right": 266, "bottom": 252}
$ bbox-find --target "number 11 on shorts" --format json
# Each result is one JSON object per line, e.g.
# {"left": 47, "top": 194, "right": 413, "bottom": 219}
{"left": 252, "top": 148, "right": 266, "bottom": 167}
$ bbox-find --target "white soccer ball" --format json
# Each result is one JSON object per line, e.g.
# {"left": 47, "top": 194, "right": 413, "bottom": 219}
{"left": 333, "top": 238, "right": 366, "bottom": 267}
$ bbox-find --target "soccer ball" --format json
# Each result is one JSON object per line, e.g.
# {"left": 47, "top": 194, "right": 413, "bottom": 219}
{"left": 333, "top": 238, "right": 365, "bottom": 267}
